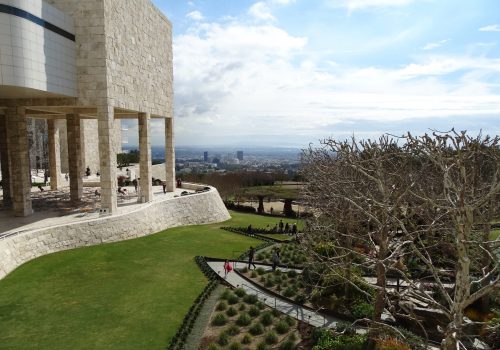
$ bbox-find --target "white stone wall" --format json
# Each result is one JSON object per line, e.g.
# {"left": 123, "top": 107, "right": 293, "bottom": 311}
{"left": 0, "top": 186, "right": 231, "bottom": 279}
{"left": 0, "top": 0, "right": 77, "bottom": 96}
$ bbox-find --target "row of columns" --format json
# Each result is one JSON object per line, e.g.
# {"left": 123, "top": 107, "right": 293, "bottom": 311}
{"left": 0, "top": 107, "right": 175, "bottom": 217}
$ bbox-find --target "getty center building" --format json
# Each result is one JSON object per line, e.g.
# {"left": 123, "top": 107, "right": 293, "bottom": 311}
{"left": 0, "top": 0, "right": 175, "bottom": 216}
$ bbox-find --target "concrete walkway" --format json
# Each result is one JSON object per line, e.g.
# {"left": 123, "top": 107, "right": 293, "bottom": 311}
{"left": 207, "top": 260, "right": 343, "bottom": 329}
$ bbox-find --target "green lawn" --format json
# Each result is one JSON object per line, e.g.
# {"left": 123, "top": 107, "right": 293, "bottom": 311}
{"left": 0, "top": 211, "right": 267, "bottom": 350}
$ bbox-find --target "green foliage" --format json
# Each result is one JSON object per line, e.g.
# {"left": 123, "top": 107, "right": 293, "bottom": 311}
{"left": 239, "top": 267, "right": 248, "bottom": 273}
{"left": 287, "top": 270, "right": 298, "bottom": 278}
{"left": 229, "top": 342, "right": 243, "bottom": 350}
{"left": 265, "top": 331, "right": 279, "bottom": 344}
{"left": 351, "top": 300, "right": 375, "bottom": 319}
{"left": 234, "top": 288, "right": 246, "bottom": 298}
{"left": 220, "top": 289, "right": 232, "bottom": 300}
{"left": 216, "top": 301, "right": 227, "bottom": 311}
{"left": 272, "top": 309, "right": 281, "bottom": 317}
{"left": 248, "top": 306, "right": 260, "bottom": 317}
{"left": 227, "top": 293, "right": 239, "bottom": 305}
{"left": 238, "top": 303, "right": 246, "bottom": 311}
{"left": 275, "top": 320, "right": 290, "bottom": 334}
{"left": 211, "top": 313, "right": 228, "bottom": 326}
{"left": 313, "top": 332, "right": 367, "bottom": 350}
{"left": 217, "top": 331, "right": 230, "bottom": 346}
{"left": 280, "top": 339, "right": 296, "bottom": 350}
{"left": 249, "top": 322, "right": 265, "bottom": 335}
{"left": 284, "top": 315, "right": 296, "bottom": 326}
{"left": 256, "top": 267, "right": 266, "bottom": 275}
{"left": 251, "top": 271, "right": 258, "bottom": 278}
{"left": 227, "top": 325, "right": 240, "bottom": 336}
{"left": 256, "top": 301, "right": 266, "bottom": 310}
{"left": 117, "top": 150, "right": 139, "bottom": 167}
{"left": 207, "top": 344, "right": 219, "bottom": 350}
{"left": 294, "top": 294, "right": 306, "bottom": 304}
{"left": 241, "top": 334, "right": 252, "bottom": 344}
{"left": 257, "top": 341, "right": 269, "bottom": 350}
{"left": 260, "top": 312, "right": 274, "bottom": 326}
{"left": 243, "top": 294, "right": 259, "bottom": 304}
{"left": 236, "top": 313, "right": 252, "bottom": 326}
{"left": 226, "top": 306, "right": 237, "bottom": 317}
{"left": 265, "top": 278, "right": 275, "bottom": 288}
{"left": 283, "top": 287, "right": 295, "bottom": 298}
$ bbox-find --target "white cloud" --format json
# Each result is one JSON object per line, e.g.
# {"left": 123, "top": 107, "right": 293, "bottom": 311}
{"left": 271, "top": 0, "right": 295, "bottom": 4}
{"left": 248, "top": 2, "right": 276, "bottom": 21}
{"left": 422, "top": 39, "right": 449, "bottom": 50}
{"left": 172, "top": 20, "right": 500, "bottom": 146}
{"left": 479, "top": 24, "right": 500, "bottom": 32}
{"left": 186, "top": 10, "right": 203, "bottom": 21}
{"left": 326, "top": 0, "right": 417, "bottom": 11}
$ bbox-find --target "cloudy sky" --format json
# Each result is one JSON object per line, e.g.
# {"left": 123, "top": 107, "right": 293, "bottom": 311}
{"left": 140, "top": 0, "right": 500, "bottom": 148}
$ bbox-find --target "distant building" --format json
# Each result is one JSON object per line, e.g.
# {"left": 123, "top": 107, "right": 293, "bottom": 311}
{"left": 204, "top": 151, "right": 209, "bottom": 162}
{"left": 237, "top": 151, "right": 244, "bottom": 161}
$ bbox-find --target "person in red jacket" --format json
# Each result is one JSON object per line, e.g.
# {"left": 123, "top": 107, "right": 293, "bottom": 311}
{"left": 224, "top": 260, "right": 233, "bottom": 278}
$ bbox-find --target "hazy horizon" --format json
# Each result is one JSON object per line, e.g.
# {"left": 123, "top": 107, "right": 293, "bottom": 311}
{"left": 125, "top": 0, "right": 500, "bottom": 148}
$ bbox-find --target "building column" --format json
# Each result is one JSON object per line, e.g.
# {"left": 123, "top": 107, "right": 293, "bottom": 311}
{"left": 97, "top": 105, "right": 117, "bottom": 214}
{"left": 67, "top": 114, "right": 82, "bottom": 202}
{"left": 47, "top": 120, "right": 62, "bottom": 190}
{"left": 165, "top": 117, "right": 175, "bottom": 192}
{"left": 6, "top": 107, "right": 32, "bottom": 216}
{"left": 0, "top": 114, "right": 12, "bottom": 207}
{"left": 138, "top": 113, "right": 153, "bottom": 202}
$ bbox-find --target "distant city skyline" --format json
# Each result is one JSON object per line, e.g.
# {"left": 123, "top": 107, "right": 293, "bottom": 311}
{"left": 135, "top": 0, "right": 500, "bottom": 147}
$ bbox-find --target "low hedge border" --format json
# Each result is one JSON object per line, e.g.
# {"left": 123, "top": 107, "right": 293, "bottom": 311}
{"left": 221, "top": 226, "right": 292, "bottom": 243}
{"left": 166, "top": 256, "right": 218, "bottom": 350}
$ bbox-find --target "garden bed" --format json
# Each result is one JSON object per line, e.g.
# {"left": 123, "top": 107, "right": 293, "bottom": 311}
{"left": 199, "top": 287, "right": 313, "bottom": 350}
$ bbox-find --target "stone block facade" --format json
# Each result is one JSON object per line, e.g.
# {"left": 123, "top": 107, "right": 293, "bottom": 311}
{"left": 0, "top": 186, "right": 231, "bottom": 280}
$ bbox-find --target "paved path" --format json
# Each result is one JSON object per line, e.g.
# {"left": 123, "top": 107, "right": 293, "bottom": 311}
{"left": 207, "top": 261, "right": 343, "bottom": 329}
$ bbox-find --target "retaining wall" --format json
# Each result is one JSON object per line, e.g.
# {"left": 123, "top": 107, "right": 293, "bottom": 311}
{"left": 0, "top": 185, "right": 230, "bottom": 279}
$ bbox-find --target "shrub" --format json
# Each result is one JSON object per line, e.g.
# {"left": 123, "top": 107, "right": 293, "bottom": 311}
{"left": 243, "top": 294, "right": 259, "bottom": 304}
{"left": 234, "top": 288, "right": 246, "bottom": 298}
{"left": 257, "top": 342, "right": 269, "bottom": 350}
{"left": 272, "top": 309, "right": 281, "bottom": 317}
{"left": 249, "top": 322, "right": 265, "bottom": 335}
{"left": 229, "top": 342, "right": 243, "bottom": 350}
{"left": 260, "top": 312, "right": 274, "bottom": 326}
{"left": 207, "top": 344, "right": 219, "bottom": 350}
{"left": 260, "top": 276, "right": 266, "bottom": 282}
{"left": 314, "top": 332, "right": 367, "bottom": 350}
{"left": 238, "top": 303, "right": 246, "bottom": 311}
{"left": 283, "top": 287, "right": 295, "bottom": 298}
{"left": 276, "top": 284, "right": 282, "bottom": 292}
{"left": 256, "top": 301, "right": 266, "bottom": 310}
{"left": 216, "top": 301, "right": 227, "bottom": 311}
{"left": 249, "top": 306, "right": 260, "bottom": 317}
{"left": 280, "top": 339, "right": 296, "bottom": 350}
{"left": 227, "top": 325, "right": 240, "bottom": 336}
{"left": 375, "top": 338, "right": 411, "bottom": 350}
{"left": 239, "top": 267, "right": 248, "bottom": 274}
{"left": 284, "top": 315, "right": 296, "bottom": 326}
{"left": 256, "top": 253, "right": 265, "bottom": 260}
{"left": 227, "top": 293, "right": 239, "bottom": 305}
{"left": 265, "top": 279, "right": 275, "bottom": 288}
{"left": 351, "top": 300, "right": 375, "bottom": 319}
{"left": 265, "top": 331, "right": 279, "bottom": 344}
{"left": 220, "top": 289, "right": 232, "bottom": 300}
{"left": 294, "top": 294, "right": 307, "bottom": 304}
{"left": 212, "top": 313, "right": 228, "bottom": 326}
{"left": 288, "top": 332, "right": 298, "bottom": 342}
{"left": 226, "top": 306, "right": 238, "bottom": 317}
{"left": 241, "top": 334, "right": 252, "bottom": 344}
{"left": 217, "top": 332, "right": 230, "bottom": 346}
{"left": 251, "top": 271, "right": 258, "bottom": 278}
{"left": 256, "top": 267, "right": 266, "bottom": 275}
{"left": 274, "top": 275, "right": 283, "bottom": 283}
{"left": 275, "top": 320, "right": 290, "bottom": 334}
{"left": 237, "top": 313, "right": 252, "bottom": 326}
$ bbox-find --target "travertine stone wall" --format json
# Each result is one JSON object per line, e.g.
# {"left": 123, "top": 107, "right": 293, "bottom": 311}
{"left": 0, "top": 187, "right": 231, "bottom": 280}
{"left": 46, "top": 0, "right": 173, "bottom": 118}
{"left": 66, "top": 114, "right": 82, "bottom": 202}
{"left": 80, "top": 119, "right": 99, "bottom": 174}
{"left": 47, "top": 120, "right": 62, "bottom": 190}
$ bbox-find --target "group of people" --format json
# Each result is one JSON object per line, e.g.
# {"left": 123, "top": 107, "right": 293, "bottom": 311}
{"left": 265, "top": 219, "right": 298, "bottom": 235}
{"left": 223, "top": 245, "right": 283, "bottom": 278}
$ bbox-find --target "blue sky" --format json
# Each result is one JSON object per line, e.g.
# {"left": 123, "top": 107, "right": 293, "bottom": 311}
{"left": 144, "top": 0, "right": 500, "bottom": 147}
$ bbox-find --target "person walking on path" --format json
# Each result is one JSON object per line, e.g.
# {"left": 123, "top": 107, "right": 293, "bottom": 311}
{"left": 285, "top": 222, "right": 290, "bottom": 234}
{"left": 247, "top": 224, "right": 253, "bottom": 235}
{"left": 279, "top": 219, "right": 284, "bottom": 233}
{"left": 292, "top": 223, "right": 297, "bottom": 235}
{"left": 248, "top": 246, "right": 256, "bottom": 270}
{"left": 272, "top": 248, "right": 280, "bottom": 271}
{"left": 223, "top": 260, "right": 233, "bottom": 278}
{"left": 162, "top": 181, "right": 167, "bottom": 194}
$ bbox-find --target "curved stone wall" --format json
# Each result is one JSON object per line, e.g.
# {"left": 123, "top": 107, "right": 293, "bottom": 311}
{"left": 0, "top": 186, "right": 231, "bottom": 279}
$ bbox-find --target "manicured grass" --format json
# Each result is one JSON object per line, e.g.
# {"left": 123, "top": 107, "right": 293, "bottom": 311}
{"left": 0, "top": 211, "right": 262, "bottom": 350}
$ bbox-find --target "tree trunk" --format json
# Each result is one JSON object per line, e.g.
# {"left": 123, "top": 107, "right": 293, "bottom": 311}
{"left": 283, "top": 199, "right": 294, "bottom": 217}
{"left": 257, "top": 195, "right": 265, "bottom": 214}
{"left": 480, "top": 222, "right": 491, "bottom": 312}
